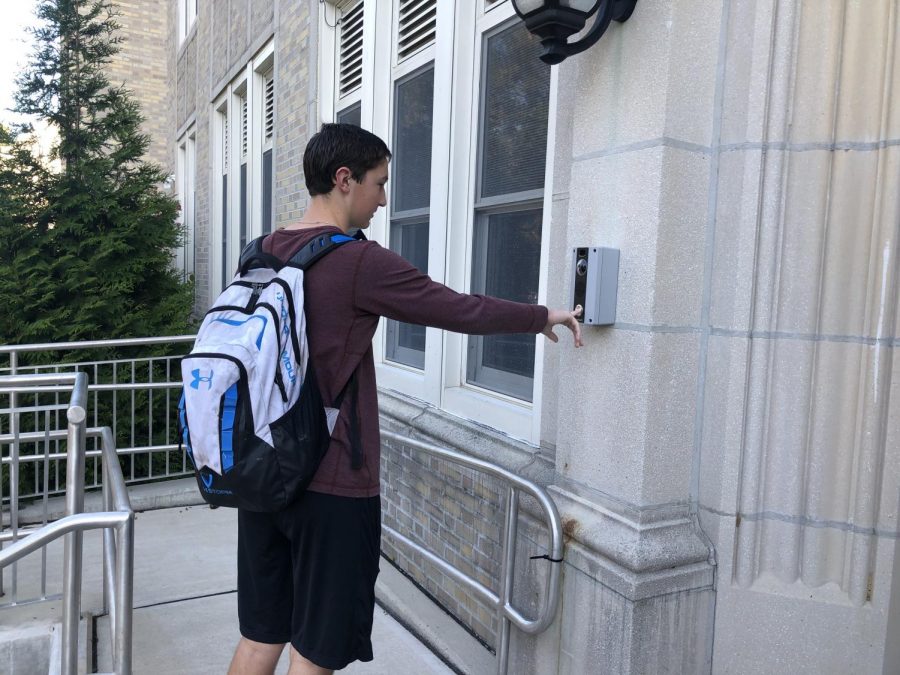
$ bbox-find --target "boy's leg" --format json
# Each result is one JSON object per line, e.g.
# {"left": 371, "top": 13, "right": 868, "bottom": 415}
{"left": 280, "top": 491, "right": 382, "bottom": 670}
{"left": 227, "top": 637, "right": 285, "bottom": 675}
{"left": 287, "top": 645, "right": 333, "bottom": 675}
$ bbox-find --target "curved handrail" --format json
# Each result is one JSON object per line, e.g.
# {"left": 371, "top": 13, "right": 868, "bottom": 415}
{"left": 0, "top": 374, "right": 133, "bottom": 675}
{"left": 380, "top": 430, "right": 563, "bottom": 674}
{"left": 0, "top": 511, "right": 130, "bottom": 566}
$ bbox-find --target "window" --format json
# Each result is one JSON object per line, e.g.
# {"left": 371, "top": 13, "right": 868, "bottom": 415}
{"left": 320, "top": 2, "right": 552, "bottom": 442}
{"left": 337, "top": 102, "right": 362, "bottom": 127}
{"left": 262, "top": 71, "right": 275, "bottom": 234}
{"left": 211, "top": 42, "right": 275, "bottom": 296}
{"left": 175, "top": 129, "right": 196, "bottom": 281}
{"left": 467, "top": 22, "right": 550, "bottom": 402}
{"left": 178, "top": 0, "right": 197, "bottom": 43}
{"left": 214, "top": 101, "right": 229, "bottom": 289}
{"left": 386, "top": 65, "right": 435, "bottom": 369}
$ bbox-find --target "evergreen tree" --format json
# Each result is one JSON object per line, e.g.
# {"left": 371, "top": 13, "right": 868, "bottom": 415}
{"left": 0, "top": 0, "right": 193, "bottom": 359}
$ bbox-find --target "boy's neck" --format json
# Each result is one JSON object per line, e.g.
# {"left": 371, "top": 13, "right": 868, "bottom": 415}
{"left": 286, "top": 194, "right": 349, "bottom": 233}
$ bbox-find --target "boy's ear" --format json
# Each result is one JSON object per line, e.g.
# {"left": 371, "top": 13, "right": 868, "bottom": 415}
{"left": 333, "top": 166, "right": 353, "bottom": 193}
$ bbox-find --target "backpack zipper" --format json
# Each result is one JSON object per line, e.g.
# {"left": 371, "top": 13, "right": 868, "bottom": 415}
{"left": 246, "top": 282, "right": 266, "bottom": 310}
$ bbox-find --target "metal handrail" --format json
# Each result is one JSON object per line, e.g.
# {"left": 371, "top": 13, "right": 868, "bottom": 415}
{"left": 380, "top": 430, "right": 563, "bottom": 675}
{"left": 0, "top": 334, "right": 196, "bottom": 355}
{"left": 0, "top": 374, "right": 134, "bottom": 675}
{"left": 1, "top": 335, "right": 197, "bottom": 500}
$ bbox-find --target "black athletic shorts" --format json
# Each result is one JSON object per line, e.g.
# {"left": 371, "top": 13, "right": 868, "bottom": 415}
{"left": 236, "top": 491, "right": 382, "bottom": 670}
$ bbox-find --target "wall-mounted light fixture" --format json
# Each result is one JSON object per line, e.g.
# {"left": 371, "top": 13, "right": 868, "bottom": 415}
{"left": 512, "top": 0, "right": 638, "bottom": 65}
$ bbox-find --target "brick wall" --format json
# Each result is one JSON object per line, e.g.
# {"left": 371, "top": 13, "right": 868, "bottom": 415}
{"left": 272, "top": 0, "right": 312, "bottom": 228}
{"left": 381, "top": 434, "right": 506, "bottom": 647}
{"left": 106, "top": 0, "right": 171, "bottom": 172}
{"left": 171, "top": 0, "right": 312, "bottom": 312}
{"left": 378, "top": 399, "right": 558, "bottom": 652}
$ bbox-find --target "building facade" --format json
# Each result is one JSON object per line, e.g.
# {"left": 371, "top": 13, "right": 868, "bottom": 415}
{"left": 105, "top": 0, "right": 171, "bottom": 170}
{"left": 169, "top": 1, "right": 900, "bottom": 673}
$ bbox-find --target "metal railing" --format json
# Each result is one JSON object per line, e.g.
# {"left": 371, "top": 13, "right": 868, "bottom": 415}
{"left": 380, "top": 430, "right": 563, "bottom": 675}
{"left": 0, "top": 373, "right": 134, "bottom": 675}
{"left": 0, "top": 337, "right": 562, "bottom": 674}
{"left": 0, "top": 336, "right": 196, "bottom": 502}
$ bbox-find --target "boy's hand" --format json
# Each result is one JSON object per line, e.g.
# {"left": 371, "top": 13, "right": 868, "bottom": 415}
{"left": 542, "top": 305, "right": 584, "bottom": 347}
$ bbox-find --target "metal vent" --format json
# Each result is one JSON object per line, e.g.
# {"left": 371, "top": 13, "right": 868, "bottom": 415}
{"left": 339, "top": 2, "right": 364, "bottom": 97}
{"left": 240, "top": 97, "right": 248, "bottom": 159}
{"left": 264, "top": 75, "right": 275, "bottom": 141}
{"left": 398, "top": 0, "right": 436, "bottom": 61}
{"left": 222, "top": 113, "right": 229, "bottom": 171}
{"left": 484, "top": 0, "right": 505, "bottom": 10}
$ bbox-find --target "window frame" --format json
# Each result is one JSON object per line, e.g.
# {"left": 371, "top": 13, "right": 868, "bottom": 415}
{"left": 319, "top": 0, "right": 376, "bottom": 128}
{"left": 210, "top": 41, "right": 275, "bottom": 297}
{"left": 383, "top": 61, "right": 436, "bottom": 372}
{"left": 177, "top": 0, "right": 197, "bottom": 44}
{"left": 175, "top": 128, "right": 196, "bottom": 281}
{"left": 322, "top": 1, "right": 557, "bottom": 444}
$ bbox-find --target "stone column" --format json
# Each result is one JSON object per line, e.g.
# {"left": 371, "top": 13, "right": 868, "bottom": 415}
{"left": 513, "top": 1, "right": 724, "bottom": 672}
{"left": 514, "top": 1, "right": 900, "bottom": 673}
{"left": 698, "top": 1, "right": 900, "bottom": 672}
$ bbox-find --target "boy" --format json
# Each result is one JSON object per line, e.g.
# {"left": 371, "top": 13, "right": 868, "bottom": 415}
{"left": 228, "top": 124, "right": 582, "bottom": 675}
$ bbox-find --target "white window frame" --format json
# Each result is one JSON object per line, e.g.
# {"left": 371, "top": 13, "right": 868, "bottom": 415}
{"left": 210, "top": 41, "right": 276, "bottom": 297}
{"left": 320, "top": 1, "right": 556, "bottom": 444}
{"left": 175, "top": 127, "right": 196, "bottom": 280}
{"left": 177, "top": 0, "right": 197, "bottom": 44}
{"left": 319, "top": 0, "right": 376, "bottom": 127}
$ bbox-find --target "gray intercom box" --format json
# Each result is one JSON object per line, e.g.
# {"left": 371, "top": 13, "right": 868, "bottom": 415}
{"left": 572, "top": 247, "right": 619, "bottom": 325}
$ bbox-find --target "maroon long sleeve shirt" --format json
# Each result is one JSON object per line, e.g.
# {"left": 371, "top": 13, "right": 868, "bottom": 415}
{"left": 265, "top": 226, "right": 548, "bottom": 497}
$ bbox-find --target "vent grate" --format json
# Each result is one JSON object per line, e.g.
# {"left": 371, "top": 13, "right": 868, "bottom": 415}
{"left": 240, "top": 97, "right": 248, "bottom": 159}
{"left": 264, "top": 75, "right": 275, "bottom": 141}
{"left": 398, "top": 0, "right": 436, "bottom": 62}
{"left": 339, "top": 2, "right": 364, "bottom": 97}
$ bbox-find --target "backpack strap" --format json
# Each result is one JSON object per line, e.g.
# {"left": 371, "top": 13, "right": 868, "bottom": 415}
{"left": 238, "top": 235, "right": 283, "bottom": 275}
{"left": 285, "top": 231, "right": 362, "bottom": 270}
{"left": 332, "top": 369, "right": 362, "bottom": 469}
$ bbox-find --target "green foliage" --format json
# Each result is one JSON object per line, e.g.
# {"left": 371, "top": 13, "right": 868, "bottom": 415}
{"left": 0, "top": 0, "right": 194, "bottom": 363}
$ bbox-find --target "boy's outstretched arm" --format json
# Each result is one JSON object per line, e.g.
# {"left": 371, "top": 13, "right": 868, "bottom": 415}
{"left": 542, "top": 305, "right": 584, "bottom": 348}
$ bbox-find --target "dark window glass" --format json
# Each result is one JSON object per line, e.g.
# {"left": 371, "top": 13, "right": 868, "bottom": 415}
{"left": 386, "top": 221, "right": 429, "bottom": 368}
{"left": 221, "top": 174, "right": 228, "bottom": 287}
{"left": 262, "top": 149, "right": 273, "bottom": 234}
{"left": 239, "top": 163, "right": 248, "bottom": 249}
{"left": 467, "top": 208, "right": 542, "bottom": 401}
{"left": 337, "top": 102, "right": 362, "bottom": 127}
{"left": 392, "top": 67, "right": 434, "bottom": 213}
{"left": 386, "top": 65, "right": 434, "bottom": 370}
{"left": 479, "top": 24, "right": 550, "bottom": 199}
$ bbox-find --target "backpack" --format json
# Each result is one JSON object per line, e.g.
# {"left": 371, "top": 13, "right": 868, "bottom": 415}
{"left": 178, "top": 232, "right": 358, "bottom": 511}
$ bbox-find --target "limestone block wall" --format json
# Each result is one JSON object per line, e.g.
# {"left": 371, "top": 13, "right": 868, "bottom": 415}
{"left": 697, "top": 1, "right": 900, "bottom": 672}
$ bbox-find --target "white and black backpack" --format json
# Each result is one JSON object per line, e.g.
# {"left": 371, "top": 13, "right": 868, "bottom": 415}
{"left": 178, "top": 232, "right": 358, "bottom": 511}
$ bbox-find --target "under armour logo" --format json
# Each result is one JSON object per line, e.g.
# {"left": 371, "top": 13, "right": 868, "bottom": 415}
{"left": 190, "top": 369, "right": 214, "bottom": 390}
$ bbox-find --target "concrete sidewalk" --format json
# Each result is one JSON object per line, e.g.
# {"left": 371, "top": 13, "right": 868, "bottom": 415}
{"left": 98, "top": 505, "right": 456, "bottom": 674}
{"left": 5, "top": 504, "right": 462, "bottom": 674}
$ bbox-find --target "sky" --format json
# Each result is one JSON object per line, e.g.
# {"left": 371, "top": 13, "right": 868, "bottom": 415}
{"left": 0, "top": 0, "right": 40, "bottom": 126}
